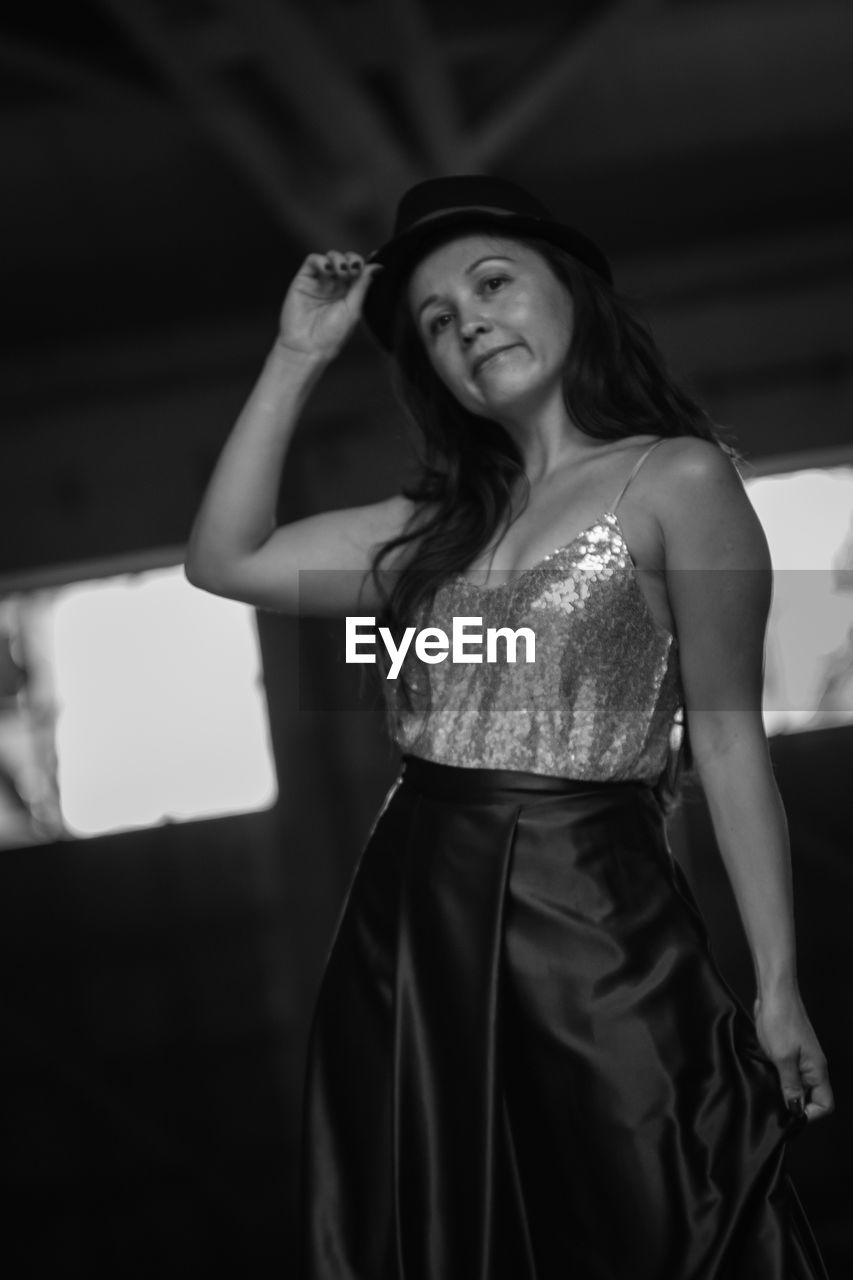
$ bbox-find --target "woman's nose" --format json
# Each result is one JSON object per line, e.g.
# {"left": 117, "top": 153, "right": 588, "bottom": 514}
{"left": 459, "top": 314, "right": 491, "bottom": 343}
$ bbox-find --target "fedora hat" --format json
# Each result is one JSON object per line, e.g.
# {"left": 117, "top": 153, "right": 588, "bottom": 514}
{"left": 361, "top": 174, "right": 613, "bottom": 350}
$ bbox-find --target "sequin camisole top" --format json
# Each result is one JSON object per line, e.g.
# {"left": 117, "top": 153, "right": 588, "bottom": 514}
{"left": 383, "top": 440, "right": 685, "bottom": 785}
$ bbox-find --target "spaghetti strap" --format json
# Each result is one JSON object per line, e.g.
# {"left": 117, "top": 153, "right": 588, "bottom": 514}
{"left": 612, "top": 438, "right": 666, "bottom": 512}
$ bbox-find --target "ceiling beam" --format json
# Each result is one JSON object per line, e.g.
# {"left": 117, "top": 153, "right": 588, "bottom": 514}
{"left": 250, "top": 12, "right": 550, "bottom": 79}
{"left": 459, "top": 0, "right": 660, "bottom": 169}
{"left": 372, "top": 0, "right": 463, "bottom": 172}
{"left": 217, "top": 0, "right": 421, "bottom": 215}
{"left": 93, "top": 0, "right": 351, "bottom": 247}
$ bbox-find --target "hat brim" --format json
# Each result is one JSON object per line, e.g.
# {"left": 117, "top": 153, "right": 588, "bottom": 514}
{"left": 361, "top": 208, "right": 613, "bottom": 351}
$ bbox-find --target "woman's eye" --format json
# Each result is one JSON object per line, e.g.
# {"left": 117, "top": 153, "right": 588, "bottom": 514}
{"left": 482, "top": 275, "right": 508, "bottom": 293}
{"left": 429, "top": 313, "right": 452, "bottom": 336}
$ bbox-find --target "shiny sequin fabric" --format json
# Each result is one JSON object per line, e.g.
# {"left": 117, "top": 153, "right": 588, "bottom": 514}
{"left": 384, "top": 509, "right": 684, "bottom": 783}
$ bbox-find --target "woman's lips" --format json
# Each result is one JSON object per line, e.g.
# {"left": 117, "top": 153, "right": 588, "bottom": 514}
{"left": 472, "top": 344, "right": 520, "bottom": 376}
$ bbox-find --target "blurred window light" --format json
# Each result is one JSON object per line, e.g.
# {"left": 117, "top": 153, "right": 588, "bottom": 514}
{"left": 0, "top": 563, "right": 277, "bottom": 849}
{"left": 744, "top": 461, "right": 853, "bottom": 736}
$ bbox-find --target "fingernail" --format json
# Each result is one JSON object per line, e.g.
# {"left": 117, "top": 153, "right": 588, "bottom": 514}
{"left": 787, "top": 1096, "right": 804, "bottom": 1117}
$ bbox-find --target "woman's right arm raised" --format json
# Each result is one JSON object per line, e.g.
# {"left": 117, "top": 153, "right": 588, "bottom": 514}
{"left": 184, "top": 250, "right": 414, "bottom": 618}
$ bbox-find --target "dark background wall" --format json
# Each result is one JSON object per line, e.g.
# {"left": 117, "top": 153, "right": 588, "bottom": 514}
{"left": 1, "top": 2, "right": 852, "bottom": 1275}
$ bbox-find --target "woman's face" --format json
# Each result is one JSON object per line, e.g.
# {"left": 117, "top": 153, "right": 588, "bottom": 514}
{"left": 406, "top": 233, "right": 574, "bottom": 422}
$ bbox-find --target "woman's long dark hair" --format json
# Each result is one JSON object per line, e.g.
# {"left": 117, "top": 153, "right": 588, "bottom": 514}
{"left": 367, "top": 233, "right": 741, "bottom": 810}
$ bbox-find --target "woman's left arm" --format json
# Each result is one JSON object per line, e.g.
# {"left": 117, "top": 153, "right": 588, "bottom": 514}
{"left": 657, "top": 439, "right": 834, "bottom": 1125}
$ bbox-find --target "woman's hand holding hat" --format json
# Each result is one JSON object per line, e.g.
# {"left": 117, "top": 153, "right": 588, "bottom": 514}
{"left": 277, "top": 251, "right": 383, "bottom": 362}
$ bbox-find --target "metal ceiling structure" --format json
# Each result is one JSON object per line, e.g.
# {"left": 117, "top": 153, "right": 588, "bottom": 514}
{"left": 3, "top": 0, "right": 853, "bottom": 350}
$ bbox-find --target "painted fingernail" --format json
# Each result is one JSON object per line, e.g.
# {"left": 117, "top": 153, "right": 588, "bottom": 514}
{"left": 787, "top": 1096, "right": 805, "bottom": 1116}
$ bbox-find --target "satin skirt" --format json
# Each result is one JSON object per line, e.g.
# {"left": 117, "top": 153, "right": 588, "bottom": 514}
{"left": 298, "top": 756, "right": 828, "bottom": 1279}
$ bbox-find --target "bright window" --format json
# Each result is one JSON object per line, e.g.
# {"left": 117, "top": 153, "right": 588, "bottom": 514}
{"left": 744, "top": 461, "right": 853, "bottom": 735}
{"left": 0, "top": 562, "right": 277, "bottom": 848}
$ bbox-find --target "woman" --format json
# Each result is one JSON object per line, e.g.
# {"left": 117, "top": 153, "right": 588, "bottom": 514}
{"left": 185, "top": 176, "right": 834, "bottom": 1278}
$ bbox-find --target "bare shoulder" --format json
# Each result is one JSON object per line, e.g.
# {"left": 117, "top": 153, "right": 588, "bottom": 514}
{"left": 650, "top": 436, "right": 741, "bottom": 487}
{"left": 645, "top": 437, "right": 769, "bottom": 571}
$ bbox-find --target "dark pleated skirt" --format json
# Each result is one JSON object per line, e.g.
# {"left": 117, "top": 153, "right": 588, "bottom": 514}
{"left": 298, "top": 755, "right": 828, "bottom": 1280}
